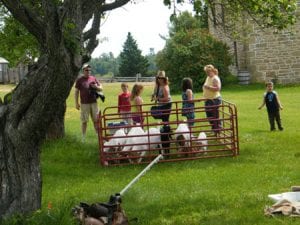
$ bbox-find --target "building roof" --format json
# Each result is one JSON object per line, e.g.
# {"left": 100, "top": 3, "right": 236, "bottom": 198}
{"left": 0, "top": 57, "right": 9, "bottom": 64}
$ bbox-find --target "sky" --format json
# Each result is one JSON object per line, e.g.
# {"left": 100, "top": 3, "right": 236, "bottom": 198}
{"left": 91, "top": 0, "right": 193, "bottom": 58}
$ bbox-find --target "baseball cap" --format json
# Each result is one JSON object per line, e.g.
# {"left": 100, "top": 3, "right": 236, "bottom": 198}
{"left": 82, "top": 63, "right": 91, "bottom": 70}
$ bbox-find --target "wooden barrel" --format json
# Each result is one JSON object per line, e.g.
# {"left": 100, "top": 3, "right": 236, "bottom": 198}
{"left": 238, "top": 71, "right": 250, "bottom": 85}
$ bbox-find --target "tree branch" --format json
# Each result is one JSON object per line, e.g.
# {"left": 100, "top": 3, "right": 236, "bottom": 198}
{"left": 80, "top": 0, "right": 131, "bottom": 36}
{"left": 83, "top": 12, "right": 101, "bottom": 42}
{"left": 81, "top": 0, "right": 130, "bottom": 57}
{"left": 0, "top": 0, "right": 46, "bottom": 43}
{"left": 100, "top": 0, "right": 131, "bottom": 12}
{"left": 83, "top": 12, "right": 101, "bottom": 55}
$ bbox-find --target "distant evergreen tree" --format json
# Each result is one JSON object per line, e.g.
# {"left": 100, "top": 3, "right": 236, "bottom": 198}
{"left": 119, "top": 32, "right": 149, "bottom": 77}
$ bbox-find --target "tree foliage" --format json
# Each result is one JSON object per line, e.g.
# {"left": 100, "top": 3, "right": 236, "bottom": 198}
{"left": 156, "top": 11, "right": 232, "bottom": 92}
{"left": 90, "top": 52, "right": 119, "bottom": 76}
{"left": 119, "top": 32, "right": 149, "bottom": 77}
{"left": 0, "top": 8, "right": 39, "bottom": 66}
{"left": 89, "top": 49, "right": 158, "bottom": 77}
{"left": 165, "top": 0, "right": 297, "bottom": 31}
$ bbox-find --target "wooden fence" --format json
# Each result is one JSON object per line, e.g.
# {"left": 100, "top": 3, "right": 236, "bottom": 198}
{"left": 0, "top": 68, "right": 154, "bottom": 85}
{"left": 0, "top": 66, "right": 27, "bottom": 84}
{"left": 99, "top": 74, "right": 155, "bottom": 83}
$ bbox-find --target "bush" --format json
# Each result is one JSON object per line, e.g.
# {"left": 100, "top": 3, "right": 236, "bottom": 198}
{"left": 156, "top": 29, "right": 233, "bottom": 93}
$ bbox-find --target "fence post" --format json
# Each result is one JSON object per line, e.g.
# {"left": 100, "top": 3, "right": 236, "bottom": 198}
{"left": 0, "top": 70, "right": 3, "bottom": 83}
{"left": 5, "top": 68, "right": 9, "bottom": 84}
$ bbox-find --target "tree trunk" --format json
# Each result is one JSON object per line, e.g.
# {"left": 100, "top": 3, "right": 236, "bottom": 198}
{"left": 0, "top": 53, "right": 79, "bottom": 217}
{"left": 0, "top": 0, "right": 131, "bottom": 219}
{"left": 0, "top": 119, "right": 42, "bottom": 216}
{"left": 46, "top": 103, "right": 66, "bottom": 140}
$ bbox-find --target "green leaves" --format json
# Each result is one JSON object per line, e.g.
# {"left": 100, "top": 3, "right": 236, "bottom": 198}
{"left": 63, "top": 20, "right": 80, "bottom": 53}
{"left": 213, "top": 0, "right": 296, "bottom": 30}
{"left": 156, "top": 12, "right": 233, "bottom": 92}
{"left": 164, "top": 0, "right": 297, "bottom": 30}
{"left": 0, "top": 15, "right": 39, "bottom": 66}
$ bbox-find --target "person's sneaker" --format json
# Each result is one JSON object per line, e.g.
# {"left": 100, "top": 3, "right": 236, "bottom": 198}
{"left": 279, "top": 127, "right": 284, "bottom": 131}
{"left": 81, "top": 136, "right": 86, "bottom": 143}
{"left": 270, "top": 128, "right": 276, "bottom": 131}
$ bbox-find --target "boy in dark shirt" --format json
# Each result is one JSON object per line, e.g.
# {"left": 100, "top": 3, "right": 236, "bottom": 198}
{"left": 258, "top": 81, "right": 283, "bottom": 131}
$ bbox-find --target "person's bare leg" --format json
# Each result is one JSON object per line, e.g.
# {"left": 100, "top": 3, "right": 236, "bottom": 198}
{"left": 93, "top": 121, "right": 99, "bottom": 134}
{"left": 82, "top": 122, "right": 87, "bottom": 142}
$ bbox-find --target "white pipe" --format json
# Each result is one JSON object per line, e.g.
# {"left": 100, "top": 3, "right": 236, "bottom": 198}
{"left": 120, "top": 154, "right": 163, "bottom": 196}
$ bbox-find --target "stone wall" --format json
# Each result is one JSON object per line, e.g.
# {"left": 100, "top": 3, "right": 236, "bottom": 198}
{"left": 209, "top": 1, "right": 300, "bottom": 84}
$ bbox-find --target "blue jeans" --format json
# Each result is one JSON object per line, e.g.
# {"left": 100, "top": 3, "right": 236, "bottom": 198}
{"left": 151, "top": 102, "right": 172, "bottom": 122}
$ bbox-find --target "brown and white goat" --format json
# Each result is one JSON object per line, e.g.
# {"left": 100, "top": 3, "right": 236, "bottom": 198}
{"left": 174, "top": 123, "right": 194, "bottom": 155}
{"left": 195, "top": 131, "right": 208, "bottom": 154}
{"left": 103, "top": 128, "right": 127, "bottom": 164}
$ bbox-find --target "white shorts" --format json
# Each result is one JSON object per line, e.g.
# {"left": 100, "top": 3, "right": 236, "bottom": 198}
{"left": 80, "top": 103, "right": 99, "bottom": 123}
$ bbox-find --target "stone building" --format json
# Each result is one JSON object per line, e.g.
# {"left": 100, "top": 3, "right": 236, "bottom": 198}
{"left": 208, "top": 2, "right": 300, "bottom": 84}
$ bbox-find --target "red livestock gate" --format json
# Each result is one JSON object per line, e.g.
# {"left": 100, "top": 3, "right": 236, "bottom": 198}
{"left": 97, "top": 99, "right": 239, "bottom": 166}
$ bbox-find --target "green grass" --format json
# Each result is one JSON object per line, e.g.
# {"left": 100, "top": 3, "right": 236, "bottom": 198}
{"left": 1, "top": 82, "right": 300, "bottom": 225}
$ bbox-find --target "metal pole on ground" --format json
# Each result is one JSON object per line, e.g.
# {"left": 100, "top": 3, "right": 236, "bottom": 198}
{"left": 120, "top": 154, "right": 163, "bottom": 196}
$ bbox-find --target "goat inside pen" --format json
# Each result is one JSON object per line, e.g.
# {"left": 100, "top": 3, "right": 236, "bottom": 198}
{"left": 98, "top": 99, "right": 239, "bottom": 166}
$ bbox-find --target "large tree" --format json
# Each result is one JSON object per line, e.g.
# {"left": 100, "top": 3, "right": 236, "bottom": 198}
{"left": 0, "top": 0, "right": 131, "bottom": 218}
{"left": 119, "top": 32, "right": 149, "bottom": 77}
{"left": 0, "top": 0, "right": 296, "bottom": 219}
{"left": 0, "top": 7, "right": 66, "bottom": 140}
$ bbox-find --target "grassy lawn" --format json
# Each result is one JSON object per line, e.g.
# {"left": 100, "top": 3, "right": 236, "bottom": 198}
{"left": 1, "top": 82, "right": 300, "bottom": 225}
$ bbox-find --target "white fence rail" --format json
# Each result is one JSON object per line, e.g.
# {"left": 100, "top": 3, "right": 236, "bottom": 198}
{"left": 0, "top": 68, "right": 154, "bottom": 85}
{"left": 99, "top": 74, "right": 155, "bottom": 83}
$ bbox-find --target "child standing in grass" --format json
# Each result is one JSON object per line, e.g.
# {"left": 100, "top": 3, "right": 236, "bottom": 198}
{"left": 130, "top": 84, "right": 144, "bottom": 125}
{"left": 182, "top": 78, "right": 195, "bottom": 126}
{"left": 258, "top": 81, "right": 284, "bottom": 131}
{"left": 118, "top": 83, "right": 131, "bottom": 124}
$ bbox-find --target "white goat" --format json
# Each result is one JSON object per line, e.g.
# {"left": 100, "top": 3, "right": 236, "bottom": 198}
{"left": 103, "top": 128, "right": 127, "bottom": 165}
{"left": 196, "top": 132, "right": 208, "bottom": 152}
{"left": 121, "top": 126, "right": 147, "bottom": 163}
{"left": 146, "top": 127, "right": 162, "bottom": 151}
{"left": 103, "top": 128, "right": 127, "bottom": 153}
{"left": 122, "top": 126, "right": 162, "bottom": 163}
{"left": 174, "top": 123, "right": 194, "bottom": 154}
